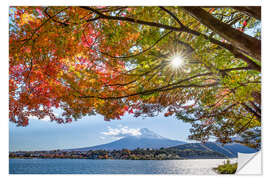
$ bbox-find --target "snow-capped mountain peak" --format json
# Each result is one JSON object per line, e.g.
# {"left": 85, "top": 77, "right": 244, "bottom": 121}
{"left": 136, "top": 128, "right": 164, "bottom": 139}
{"left": 67, "top": 128, "right": 185, "bottom": 151}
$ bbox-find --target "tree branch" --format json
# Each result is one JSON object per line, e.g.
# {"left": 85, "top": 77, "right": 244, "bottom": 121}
{"left": 78, "top": 72, "right": 217, "bottom": 100}
{"left": 182, "top": 7, "right": 261, "bottom": 61}
{"left": 241, "top": 103, "right": 261, "bottom": 122}
{"left": 231, "top": 6, "right": 261, "bottom": 20}
{"left": 80, "top": 6, "right": 186, "bottom": 32}
{"left": 43, "top": 8, "right": 69, "bottom": 27}
{"left": 80, "top": 6, "right": 261, "bottom": 72}
{"left": 101, "top": 30, "right": 173, "bottom": 59}
{"left": 159, "top": 6, "right": 184, "bottom": 27}
{"left": 19, "top": 7, "right": 70, "bottom": 49}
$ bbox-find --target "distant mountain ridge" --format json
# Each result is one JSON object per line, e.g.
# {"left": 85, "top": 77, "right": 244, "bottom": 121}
{"left": 65, "top": 128, "right": 257, "bottom": 158}
{"left": 170, "top": 142, "right": 257, "bottom": 158}
{"left": 67, "top": 128, "right": 186, "bottom": 151}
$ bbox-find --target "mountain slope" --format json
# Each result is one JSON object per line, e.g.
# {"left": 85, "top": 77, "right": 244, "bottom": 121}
{"left": 170, "top": 142, "right": 257, "bottom": 158}
{"left": 68, "top": 128, "right": 186, "bottom": 151}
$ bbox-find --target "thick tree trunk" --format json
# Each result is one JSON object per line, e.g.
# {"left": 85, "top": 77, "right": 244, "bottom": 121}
{"left": 182, "top": 7, "right": 261, "bottom": 62}
{"left": 251, "top": 91, "right": 261, "bottom": 105}
{"left": 231, "top": 6, "right": 261, "bottom": 20}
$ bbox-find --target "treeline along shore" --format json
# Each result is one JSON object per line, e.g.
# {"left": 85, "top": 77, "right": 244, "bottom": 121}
{"left": 10, "top": 147, "right": 227, "bottom": 160}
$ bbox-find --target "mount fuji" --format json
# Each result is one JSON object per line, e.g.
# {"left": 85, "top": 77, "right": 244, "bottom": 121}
{"left": 68, "top": 128, "right": 186, "bottom": 151}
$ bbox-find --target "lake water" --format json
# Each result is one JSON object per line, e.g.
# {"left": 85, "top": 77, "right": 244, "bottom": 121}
{"left": 9, "top": 158, "right": 236, "bottom": 174}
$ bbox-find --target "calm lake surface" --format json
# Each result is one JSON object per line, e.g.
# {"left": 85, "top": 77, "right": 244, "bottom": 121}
{"left": 9, "top": 158, "right": 236, "bottom": 174}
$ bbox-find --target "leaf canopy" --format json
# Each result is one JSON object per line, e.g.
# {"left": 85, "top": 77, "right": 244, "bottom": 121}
{"left": 9, "top": 6, "right": 261, "bottom": 147}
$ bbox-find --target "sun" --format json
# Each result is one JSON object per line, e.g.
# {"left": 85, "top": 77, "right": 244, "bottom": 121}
{"left": 170, "top": 55, "right": 184, "bottom": 69}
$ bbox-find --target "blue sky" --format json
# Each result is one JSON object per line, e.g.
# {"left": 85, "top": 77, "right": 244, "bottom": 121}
{"left": 9, "top": 112, "right": 193, "bottom": 151}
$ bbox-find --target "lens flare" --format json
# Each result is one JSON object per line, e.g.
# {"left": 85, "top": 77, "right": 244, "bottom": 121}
{"left": 170, "top": 56, "right": 183, "bottom": 68}
{"left": 169, "top": 54, "right": 185, "bottom": 70}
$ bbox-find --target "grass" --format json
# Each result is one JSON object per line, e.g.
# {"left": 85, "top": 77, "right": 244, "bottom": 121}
{"left": 213, "top": 160, "right": 237, "bottom": 174}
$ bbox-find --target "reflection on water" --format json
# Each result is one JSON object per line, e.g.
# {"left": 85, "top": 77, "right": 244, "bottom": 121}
{"left": 9, "top": 158, "right": 237, "bottom": 174}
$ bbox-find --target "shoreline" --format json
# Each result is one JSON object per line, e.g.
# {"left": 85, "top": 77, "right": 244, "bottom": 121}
{"left": 9, "top": 157, "right": 236, "bottom": 160}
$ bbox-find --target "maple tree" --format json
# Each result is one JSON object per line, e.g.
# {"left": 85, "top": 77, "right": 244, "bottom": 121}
{"left": 9, "top": 6, "right": 261, "bottom": 147}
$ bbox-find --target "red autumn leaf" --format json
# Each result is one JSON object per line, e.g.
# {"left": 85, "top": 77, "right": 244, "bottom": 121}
{"left": 128, "top": 109, "right": 134, "bottom": 114}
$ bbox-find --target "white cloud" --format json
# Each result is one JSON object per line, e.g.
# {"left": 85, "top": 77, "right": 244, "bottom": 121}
{"left": 40, "top": 116, "right": 51, "bottom": 122}
{"left": 101, "top": 126, "right": 142, "bottom": 139}
{"left": 100, "top": 136, "right": 106, "bottom": 140}
{"left": 28, "top": 115, "right": 51, "bottom": 122}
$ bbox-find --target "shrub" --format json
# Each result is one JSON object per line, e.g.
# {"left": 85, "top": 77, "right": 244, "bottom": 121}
{"left": 213, "top": 160, "right": 237, "bottom": 174}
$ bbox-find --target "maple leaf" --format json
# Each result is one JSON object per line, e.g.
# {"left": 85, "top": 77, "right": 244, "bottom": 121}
{"left": 9, "top": 6, "right": 261, "bottom": 148}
